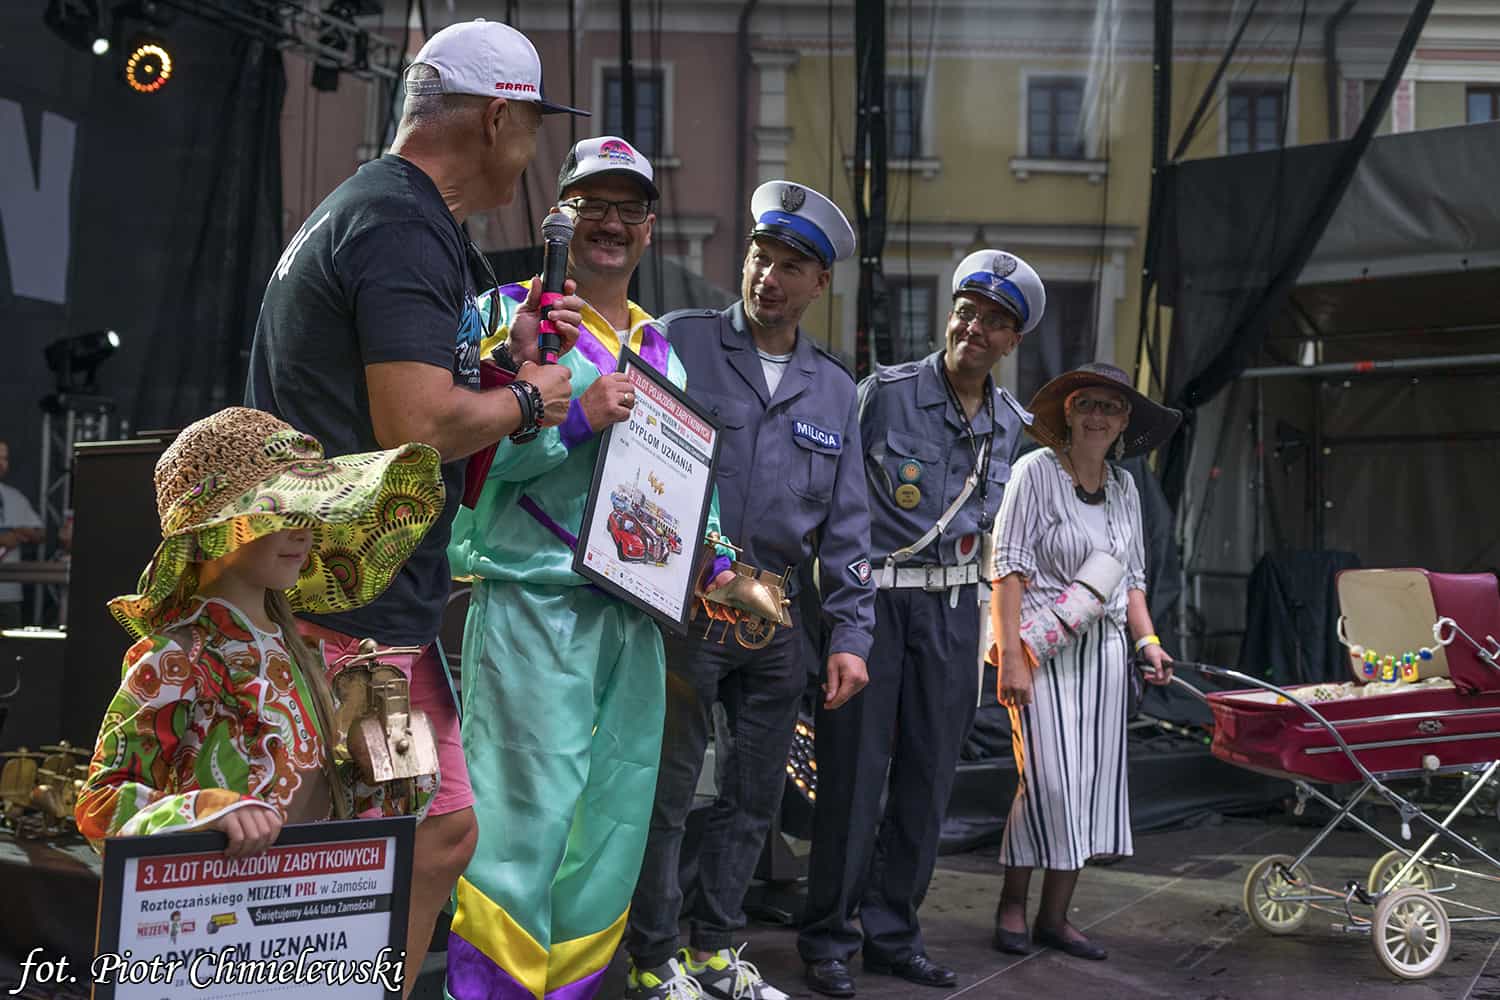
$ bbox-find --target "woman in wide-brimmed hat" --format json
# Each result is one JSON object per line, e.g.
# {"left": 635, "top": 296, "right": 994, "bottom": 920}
{"left": 76, "top": 407, "right": 445, "bottom": 855}
{"left": 988, "top": 363, "right": 1180, "bottom": 961}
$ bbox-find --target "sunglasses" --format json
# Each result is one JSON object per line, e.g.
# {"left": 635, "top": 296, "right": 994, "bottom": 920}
{"left": 559, "top": 197, "right": 652, "bottom": 225}
{"left": 1071, "top": 396, "right": 1130, "bottom": 417}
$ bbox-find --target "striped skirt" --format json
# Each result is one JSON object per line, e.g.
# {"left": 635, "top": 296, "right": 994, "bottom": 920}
{"left": 1001, "top": 618, "right": 1132, "bottom": 871}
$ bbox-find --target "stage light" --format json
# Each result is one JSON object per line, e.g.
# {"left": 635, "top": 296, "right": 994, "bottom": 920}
{"left": 787, "top": 717, "right": 817, "bottom": 804}
{"left": 124, "top": 40, "right": 172, "bottom": 93}
{"left": 44, "top": 330, "right": 121, "bottom": 395}
{"left": 91, "top": 36, "right": 110, "bottom": 55}
{"left": 43, "top": 0, "right": 108, "bottom": 55}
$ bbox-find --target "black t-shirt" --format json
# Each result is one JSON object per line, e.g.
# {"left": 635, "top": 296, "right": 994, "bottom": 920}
{"left": 245, "top": 154, "right": 482, "bottom": 647}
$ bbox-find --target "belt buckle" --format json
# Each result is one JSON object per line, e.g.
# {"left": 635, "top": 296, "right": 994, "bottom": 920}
{"left": 924, "top": 566, "right": 946, "bottom": 591}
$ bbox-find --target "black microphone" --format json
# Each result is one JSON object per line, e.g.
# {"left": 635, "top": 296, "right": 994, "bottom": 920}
{"left": 537, "top": 210, "right": 575, "bottom": 364}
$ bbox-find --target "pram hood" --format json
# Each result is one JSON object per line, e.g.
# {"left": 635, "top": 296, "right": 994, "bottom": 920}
{"left": 1338, "top": 568, "right": 1500, "bottom": 695}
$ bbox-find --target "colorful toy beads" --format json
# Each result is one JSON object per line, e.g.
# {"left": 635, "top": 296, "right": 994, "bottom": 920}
{"left": 1348, "top": 643, "right": 1433, "bottom": 683}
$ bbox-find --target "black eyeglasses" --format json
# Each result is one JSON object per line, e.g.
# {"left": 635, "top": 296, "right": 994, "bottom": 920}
{"left": 1071, "top": 396, "right": 1130, "bottom": 417}
{"left": 559, "top": 197, "right": 652, "bottom": 225}
{"left": 467, "top": 240, "right": 502, "bottom": 340}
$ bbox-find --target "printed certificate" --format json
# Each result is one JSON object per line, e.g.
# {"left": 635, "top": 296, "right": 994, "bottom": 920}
{"left": 91, "top": 817, "right": 414, "bottom": 999}
{"left": 574, "top": 348, "right": 721, "bottom": 633}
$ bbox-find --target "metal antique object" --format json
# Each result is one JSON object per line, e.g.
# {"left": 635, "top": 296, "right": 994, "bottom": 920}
{"left": 0, "top": 741, "right": 88, "bottom": 839}
{"left": 331, "top": 640, "right": 440, "bottom": 802}
{"left": 692, "top": 533, "right": 793, "bottom": 650}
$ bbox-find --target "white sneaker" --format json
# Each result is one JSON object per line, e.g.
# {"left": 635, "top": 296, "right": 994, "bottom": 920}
{"left": 625, "top": 956, "right": 705, "bottom": 1000}
{"left": 681, "top": 946, "right": 789, "bottom": 1000}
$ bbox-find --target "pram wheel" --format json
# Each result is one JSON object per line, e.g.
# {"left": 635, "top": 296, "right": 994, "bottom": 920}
{"left": 1372, "top": 887, "right": 1450, "bottom": 980}
{"left": 1368, "top": 850, "right": 1434, "bottom": 895}
{"left": 1243, "top": 854, "right": 1313, "bottom": 934}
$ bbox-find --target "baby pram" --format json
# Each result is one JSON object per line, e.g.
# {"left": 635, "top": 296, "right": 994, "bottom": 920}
{"left": 1168, "top": 568, "right": 1500, "bottom": 979}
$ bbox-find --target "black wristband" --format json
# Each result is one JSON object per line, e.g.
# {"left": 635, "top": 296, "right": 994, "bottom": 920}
{"left": 507, "top": 380, "right": 543, "bottom": 443}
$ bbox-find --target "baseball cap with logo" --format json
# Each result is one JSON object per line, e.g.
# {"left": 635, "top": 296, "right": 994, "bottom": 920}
{"left": 405, "top": 19, "right": 589, "bottom": 116}
{"left": 556, "top": 136, "right": 659, "bottom": 201}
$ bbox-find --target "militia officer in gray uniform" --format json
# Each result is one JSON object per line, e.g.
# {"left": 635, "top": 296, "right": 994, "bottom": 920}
{"left": 624, "top": 181, "right": 875, "bottom": 1000}
{"left": 799, "top": 250, "right": 1047, "bottom": 997}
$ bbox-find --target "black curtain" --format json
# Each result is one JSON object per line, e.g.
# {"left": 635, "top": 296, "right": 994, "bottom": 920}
{"left": 0, "top": 7, "right": 284, "bottom": 532}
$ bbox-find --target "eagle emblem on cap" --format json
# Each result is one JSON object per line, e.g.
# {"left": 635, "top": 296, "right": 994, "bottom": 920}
{"left": 780, "top": 184, "right": 807, "bottom": 213}
{"left": 990, "top": 253, "right": 1018, "bottom": 278}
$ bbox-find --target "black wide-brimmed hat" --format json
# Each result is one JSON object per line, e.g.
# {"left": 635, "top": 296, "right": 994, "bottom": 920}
{"left": 1026, "top": 363, "right": 1182, "bottom": 458}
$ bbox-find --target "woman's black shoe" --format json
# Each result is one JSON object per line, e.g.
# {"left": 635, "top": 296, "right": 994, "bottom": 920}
{"left": 992, "top": 926, "right": 1032, "bottom": 955}
{"left": 1033, "top": 925, "right": 1107, "bottom": 961}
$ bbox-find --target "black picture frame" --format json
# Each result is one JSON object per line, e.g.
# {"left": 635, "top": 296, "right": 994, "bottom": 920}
{"left": 94, "top": 815, "right": 415, "bottom": 999}
{"left": 571, "top": 347, "right": 722, "bottom": 634}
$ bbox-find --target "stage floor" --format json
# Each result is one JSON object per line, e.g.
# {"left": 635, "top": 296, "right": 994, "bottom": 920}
{"left": 414, "top": 813, "right": 1500, "bottom": 1000}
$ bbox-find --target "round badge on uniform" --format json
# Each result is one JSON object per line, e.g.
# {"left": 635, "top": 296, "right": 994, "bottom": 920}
{"left": 894, "top": 484, "right": 922, "bottom": 510}
{"left": 897, "top": 460, "right": 922, "bottom": 484}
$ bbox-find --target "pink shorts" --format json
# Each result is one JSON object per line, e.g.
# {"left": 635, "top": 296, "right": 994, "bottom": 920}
{"left": 298, "top": 620, "right": 475, "bottom": 817}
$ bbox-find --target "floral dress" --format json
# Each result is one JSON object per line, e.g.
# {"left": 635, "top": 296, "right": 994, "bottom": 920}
{"left": 76, "top": 597, "right": 434, "bottom": 848}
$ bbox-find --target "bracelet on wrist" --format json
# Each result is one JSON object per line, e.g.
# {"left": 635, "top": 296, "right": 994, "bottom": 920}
{"left": 1134, "top": 633, "right": 1162, "bottom": 653}
{"left": 507, "top": 380, "right": 543, "bottom": 443}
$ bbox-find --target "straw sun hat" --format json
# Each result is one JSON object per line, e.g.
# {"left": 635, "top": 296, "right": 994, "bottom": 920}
{"left": 109, "top": 407, "right": 444, "bottom": 639}
{"left": 1026, "top": 363, "right": 1182, "bottom": 458}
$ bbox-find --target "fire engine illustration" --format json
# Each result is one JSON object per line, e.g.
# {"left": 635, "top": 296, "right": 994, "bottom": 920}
{"left": 608, "top": 472, "right": 684, "bottom": 566}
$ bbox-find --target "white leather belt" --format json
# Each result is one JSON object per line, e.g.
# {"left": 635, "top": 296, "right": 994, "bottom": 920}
{"left": 877, "top": 563, "right": 983, "bottom": 590}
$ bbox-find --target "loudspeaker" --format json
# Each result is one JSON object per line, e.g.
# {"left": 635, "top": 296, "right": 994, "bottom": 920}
{"left": 61, "top": 435, "right": 175, "bottom": 746}
{"left": 0, "top": 629, "right": 68, "bottom": 751}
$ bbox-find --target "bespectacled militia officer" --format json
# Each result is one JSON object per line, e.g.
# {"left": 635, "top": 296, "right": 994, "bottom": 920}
{"left": 798, "top": 250, "right": 1047, "bottom": 997}
{"left": 623, "top": 181, "right": 876, "bottom": 1000}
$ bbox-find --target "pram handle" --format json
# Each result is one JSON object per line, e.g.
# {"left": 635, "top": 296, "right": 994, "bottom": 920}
{"left": 1156, "top": 658, "right": 1388, "bottom": 789}
{"left": 1132, "top": 657, "right": 1213, "bottom": 705}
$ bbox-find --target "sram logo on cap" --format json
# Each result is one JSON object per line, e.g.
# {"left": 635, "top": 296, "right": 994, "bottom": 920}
{"left": 496, "top": 81, "right": 538, "bottom": 93}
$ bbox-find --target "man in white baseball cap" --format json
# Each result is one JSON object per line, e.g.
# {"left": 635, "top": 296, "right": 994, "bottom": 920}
{"left": 246, "top": 16, "right": 589, "bottom": 999}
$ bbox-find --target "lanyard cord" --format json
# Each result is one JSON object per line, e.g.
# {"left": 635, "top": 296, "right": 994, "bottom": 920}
{"left": 938, "top": 367, "right": 998, "bottom": 520}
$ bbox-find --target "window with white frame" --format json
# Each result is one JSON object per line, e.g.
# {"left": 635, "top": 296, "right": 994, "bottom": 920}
{"left": 1027, "top": 77, "right": 1086, "bottom": 159}
{"left": 888, "top": 277, "right": 938, "bottom": 362}
{"left": 1015, "top": 281, "right": 1096, "bottom": 404}
{"left": 1227, "top": 84, "right": 1287, "bottom": 154}
{"left": 602, "top": 67, "right": 666, "bottom": 160}
{"left": 1468, "top": 86, "right": 1500, "bottom": 124}
{"left": 888, "top": 77, "right": 924, "bottom": 161}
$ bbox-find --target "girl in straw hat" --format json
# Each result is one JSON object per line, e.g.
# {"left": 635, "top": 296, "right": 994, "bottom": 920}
{"left": 76, "top": 407, "right": 446, "bottom": 857}
{"left": 989, "top": 364, "right": 1180, "bottom": 961}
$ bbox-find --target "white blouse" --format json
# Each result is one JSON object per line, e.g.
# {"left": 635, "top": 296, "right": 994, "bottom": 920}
{"left": 990, "top": 448, "right": 1147, "bottom": 629}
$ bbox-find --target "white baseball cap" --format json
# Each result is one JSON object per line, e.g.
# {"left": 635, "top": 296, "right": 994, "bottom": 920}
{"left": 952, "top": 249, "right": 1047, "bottom": 336}
{"left": 405, "top": 19, "right": 589, "bottom": 116}
{"left": 557, "top": 136, "right": 658, "bottom": 200}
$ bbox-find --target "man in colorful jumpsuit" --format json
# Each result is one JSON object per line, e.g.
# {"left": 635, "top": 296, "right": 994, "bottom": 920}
{"left": 798, "top": 251, "right": 1046, "bottom": 997}
{"left": 624, "top": 181, "right": 875, "bottom": 1000}
{"left": 445, "top": 136, "right": 734, "bottom": 1000}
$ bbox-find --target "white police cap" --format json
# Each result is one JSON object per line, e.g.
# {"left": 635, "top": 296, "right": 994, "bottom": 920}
{"left": 557, "top": 136, "right": 658, "bottom": 200}
{"left": 749, "top": 181, "right": 856, "bottom": 267}
{"left": 952, "top": 250, "right": 1046, "bottom": 336}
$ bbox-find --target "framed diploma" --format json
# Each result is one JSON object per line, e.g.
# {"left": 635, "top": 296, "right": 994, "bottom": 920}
{"left": 91, "top": 816, "right": 414, "bottom": 999}
{"left": 573, "top": 347, "right": 721, "bottom": 634}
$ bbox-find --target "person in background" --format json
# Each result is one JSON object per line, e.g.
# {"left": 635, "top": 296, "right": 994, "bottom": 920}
{"left": 990, "top": 363, "right": 1180, "bottom": 961}
{"left": 0, "top": 440, "right": 44, "bottom": 628}
{"left": 798, "top": 251, "right": 1045, "bottom": 997}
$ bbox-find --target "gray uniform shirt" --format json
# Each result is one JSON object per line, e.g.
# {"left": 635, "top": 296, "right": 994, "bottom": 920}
{"left": 858, "top": 351, "right": 1030, "bottom": 567}
{"left": 665, "top": 302, "right": 875, "bottom": 661}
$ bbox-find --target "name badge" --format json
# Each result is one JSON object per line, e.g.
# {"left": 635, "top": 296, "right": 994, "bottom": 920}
{"left": 792, "top": 420, "right": 841, "bottom": 451}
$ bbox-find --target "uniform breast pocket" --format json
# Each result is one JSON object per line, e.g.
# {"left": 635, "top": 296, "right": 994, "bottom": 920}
{"left": 702, "top": 396, "right": 750, "bottom": 478}
{"left": 882, "top": 429, "right": 943, "bottom": 514}
{"left": 789, "top": 428, "right": 841, "bottom": 502}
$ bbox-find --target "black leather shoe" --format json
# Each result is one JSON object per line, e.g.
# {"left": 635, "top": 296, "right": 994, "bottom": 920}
{"left": 864, "top": 953, "right": 957, "bottom": 988}
{"left": 992, "top": 925, "right": 1032, "bottom": 955}
{"left": 805, "top": 959, "right": 856, "bottom": 997}
{"left": 1033, "top": 925, "right": 1108, "bottom": 961}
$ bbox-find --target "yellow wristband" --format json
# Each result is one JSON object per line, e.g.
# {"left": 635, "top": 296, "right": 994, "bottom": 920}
{"left": 1134, "top": 634, "right": 1161, "bottom": 653}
